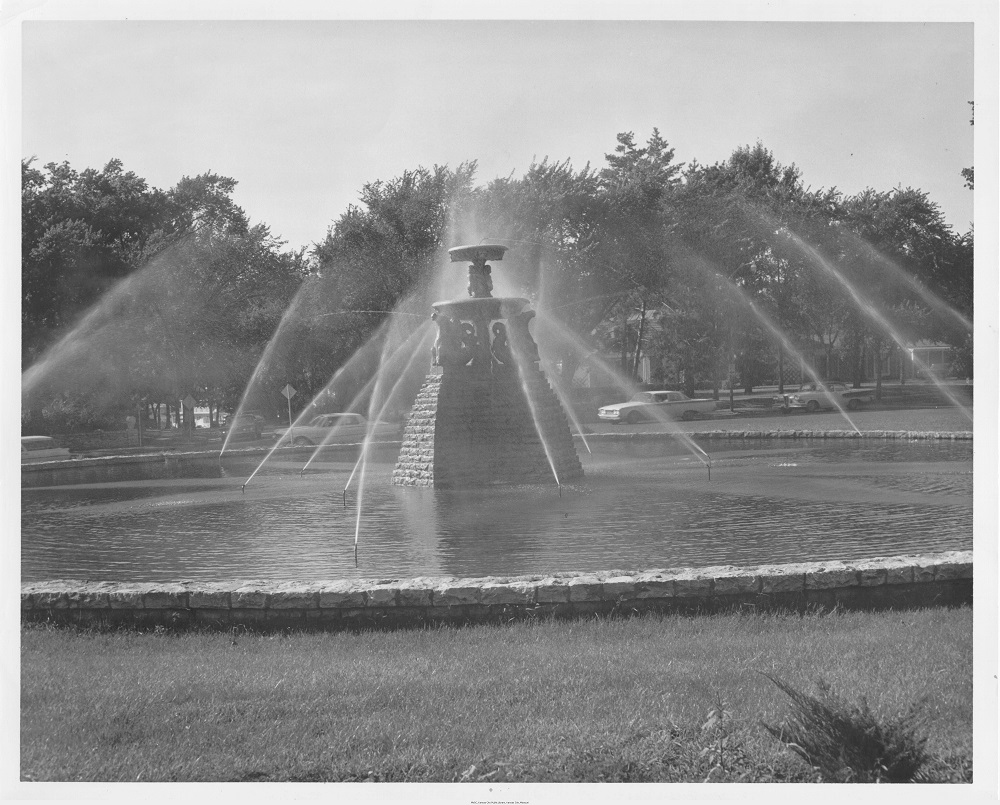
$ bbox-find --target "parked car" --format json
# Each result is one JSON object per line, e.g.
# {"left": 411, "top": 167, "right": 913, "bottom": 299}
{"left": 774, "top": 381, "right": 874, "bottom": 413}
{"left": 598, "top": 391, "right": 717, "bottom": 424}
{"left": 221, "top": 412, "right": 265, "bottom": 441}
{"left": 21, "top": 436, "right": 72, "bottom": 463}
{"left": 275, "top": 413, "right": 401, "bottom": 446}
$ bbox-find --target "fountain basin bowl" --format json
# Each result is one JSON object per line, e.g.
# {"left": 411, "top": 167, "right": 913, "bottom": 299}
{"left": 448, "top": 244, "right": 508, "bottom": 263}
{"left": 432, "top": 297, "right": 530, "bottom": 322}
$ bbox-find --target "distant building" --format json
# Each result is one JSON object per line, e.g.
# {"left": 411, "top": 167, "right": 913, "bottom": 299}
{"left": 905, "top": 340, "right": 954, "bottom": 379}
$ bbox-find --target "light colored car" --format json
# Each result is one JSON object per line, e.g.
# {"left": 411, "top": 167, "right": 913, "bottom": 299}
{"left": 275, "top": 413, "right": 401, "bottom": 446}
{"left": 598, "top": 391, "right": 717, "bottom": 424}
{"left": 775, "top": 382, "right": 874, "bottom": 413}
{"left": 21, "top": 435, "right": 72, "bottom": 463}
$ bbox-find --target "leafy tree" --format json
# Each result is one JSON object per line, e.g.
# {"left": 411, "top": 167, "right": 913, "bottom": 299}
{"left": 669, "top": 143, "right": 812, "bottom": 392}
{"left": 22, "top": 159, "right": 307, "bottom": 432}
{"left": 595, "top": 130, "right": 683, "bottom": 379}
{"left": 21, "top": 158, "right": 172, "bottom": 368}
{"left": 128, "top": 225, "right": 306, "bottom": 416}
{"left": 466, "top": 131, "right": 684, "bottom": 388}
{"left": 300, "top": 164, "right": 476, "bottom": 410}
{"left": 834, "top": 187, "right": 958, "bottom": 391}
{"left": 165, "top": 172, "right": 249, "bottom": 236}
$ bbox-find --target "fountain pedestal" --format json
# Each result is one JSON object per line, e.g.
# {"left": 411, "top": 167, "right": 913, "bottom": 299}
{"left": 391, "top": 245, "right": 583, "bottom": 489}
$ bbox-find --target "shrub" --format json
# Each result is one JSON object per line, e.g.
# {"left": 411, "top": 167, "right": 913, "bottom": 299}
{"left": 761, "top": 674, "right": 931, "bottom": 783}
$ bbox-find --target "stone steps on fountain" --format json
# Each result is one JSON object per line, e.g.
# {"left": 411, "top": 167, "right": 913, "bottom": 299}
{"left": 392, "top": 367, "right": 583, "bottom": 488}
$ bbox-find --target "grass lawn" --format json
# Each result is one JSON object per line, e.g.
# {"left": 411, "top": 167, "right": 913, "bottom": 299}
{"left": 20, "top": 606, "right": 973, "bottom": 783}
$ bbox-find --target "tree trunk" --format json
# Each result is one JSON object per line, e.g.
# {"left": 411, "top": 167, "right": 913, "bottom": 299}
{"left": 620, "top": 308, "right": 629, "bottom": 377}
{"left": 683, "top": 368, "right": 696, "bottom": 397}
{"left": 850, "top": 337, "right": 863, "bottom": 388}
{"left": 742, "top": 353, "right": 754, "bottom": 395}
{"left": 182, "top": 398, "right": 194, "bottom": 436}
{"left": 875, "top": 343, "right": 884, "bottom": 402}
{"left": 630, "top": 300, "right": 646, "bottom": 382}
{"left": 777, "top": 344, "right": 785, "bottom": 394}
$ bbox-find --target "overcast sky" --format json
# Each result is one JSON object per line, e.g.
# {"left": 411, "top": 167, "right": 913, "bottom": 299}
{"left": 15, "top": 10, "right": 980, "bottom": 253}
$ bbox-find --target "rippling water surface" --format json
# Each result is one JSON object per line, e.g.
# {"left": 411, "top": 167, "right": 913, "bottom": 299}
{"left": 21, "top": 440, "right": 972, "bottom": 582}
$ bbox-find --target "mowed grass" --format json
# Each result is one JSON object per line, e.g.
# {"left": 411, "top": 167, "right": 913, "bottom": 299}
{"left": 21, "top": 607, "right": 973, "bottom": 783}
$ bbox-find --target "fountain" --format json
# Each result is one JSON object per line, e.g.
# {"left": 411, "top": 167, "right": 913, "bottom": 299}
{"left": 392, "top": 244, "right": 583, "bottom": 489}
{"left": 19, "top": 238, "right": 973, "bottom": 590}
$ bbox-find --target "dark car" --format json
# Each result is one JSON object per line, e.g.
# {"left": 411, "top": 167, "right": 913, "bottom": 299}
{"left": 221, "top": 413, "right": 264, "bottom": 441}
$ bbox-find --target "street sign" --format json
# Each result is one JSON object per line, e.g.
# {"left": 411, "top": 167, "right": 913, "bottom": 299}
{"left": 282, "top": 384, "right": 297, "bottom": 444}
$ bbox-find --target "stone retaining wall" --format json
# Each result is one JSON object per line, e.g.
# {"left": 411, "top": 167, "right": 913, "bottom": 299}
{"left": 21, "top": 429, "right": 971, "bottom": 488}
{"left": 19, "top": 443, "right": 401, "bottom": 488}
{"left": 20, "top": 450, "right": 224, "bottom": 488}
{"left": 21, "top": 551, "right": 972, "bottom": 632}
{"left": 589, "top": 430, "right": 973, "bottom": 441}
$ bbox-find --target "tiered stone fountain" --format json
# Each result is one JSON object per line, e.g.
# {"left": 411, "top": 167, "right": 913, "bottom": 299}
{"left": 392, "top": 244, "right": 583, "bottom": 488}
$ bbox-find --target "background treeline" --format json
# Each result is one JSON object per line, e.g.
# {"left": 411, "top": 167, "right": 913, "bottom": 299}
{"left": 21, "top": 130, "right": 973, "bottom": 431}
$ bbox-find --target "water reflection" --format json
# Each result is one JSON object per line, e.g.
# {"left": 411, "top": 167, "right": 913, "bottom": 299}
{"left": 21, "top": 440, "right": 972, "bottom": 582}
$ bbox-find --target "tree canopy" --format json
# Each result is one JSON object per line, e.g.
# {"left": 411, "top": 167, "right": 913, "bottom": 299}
{"left": 22, "top": 158, "right": 307, "bottom": 430}
{"left": 22, "top": 126, "right": 973, "bottom": 432}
